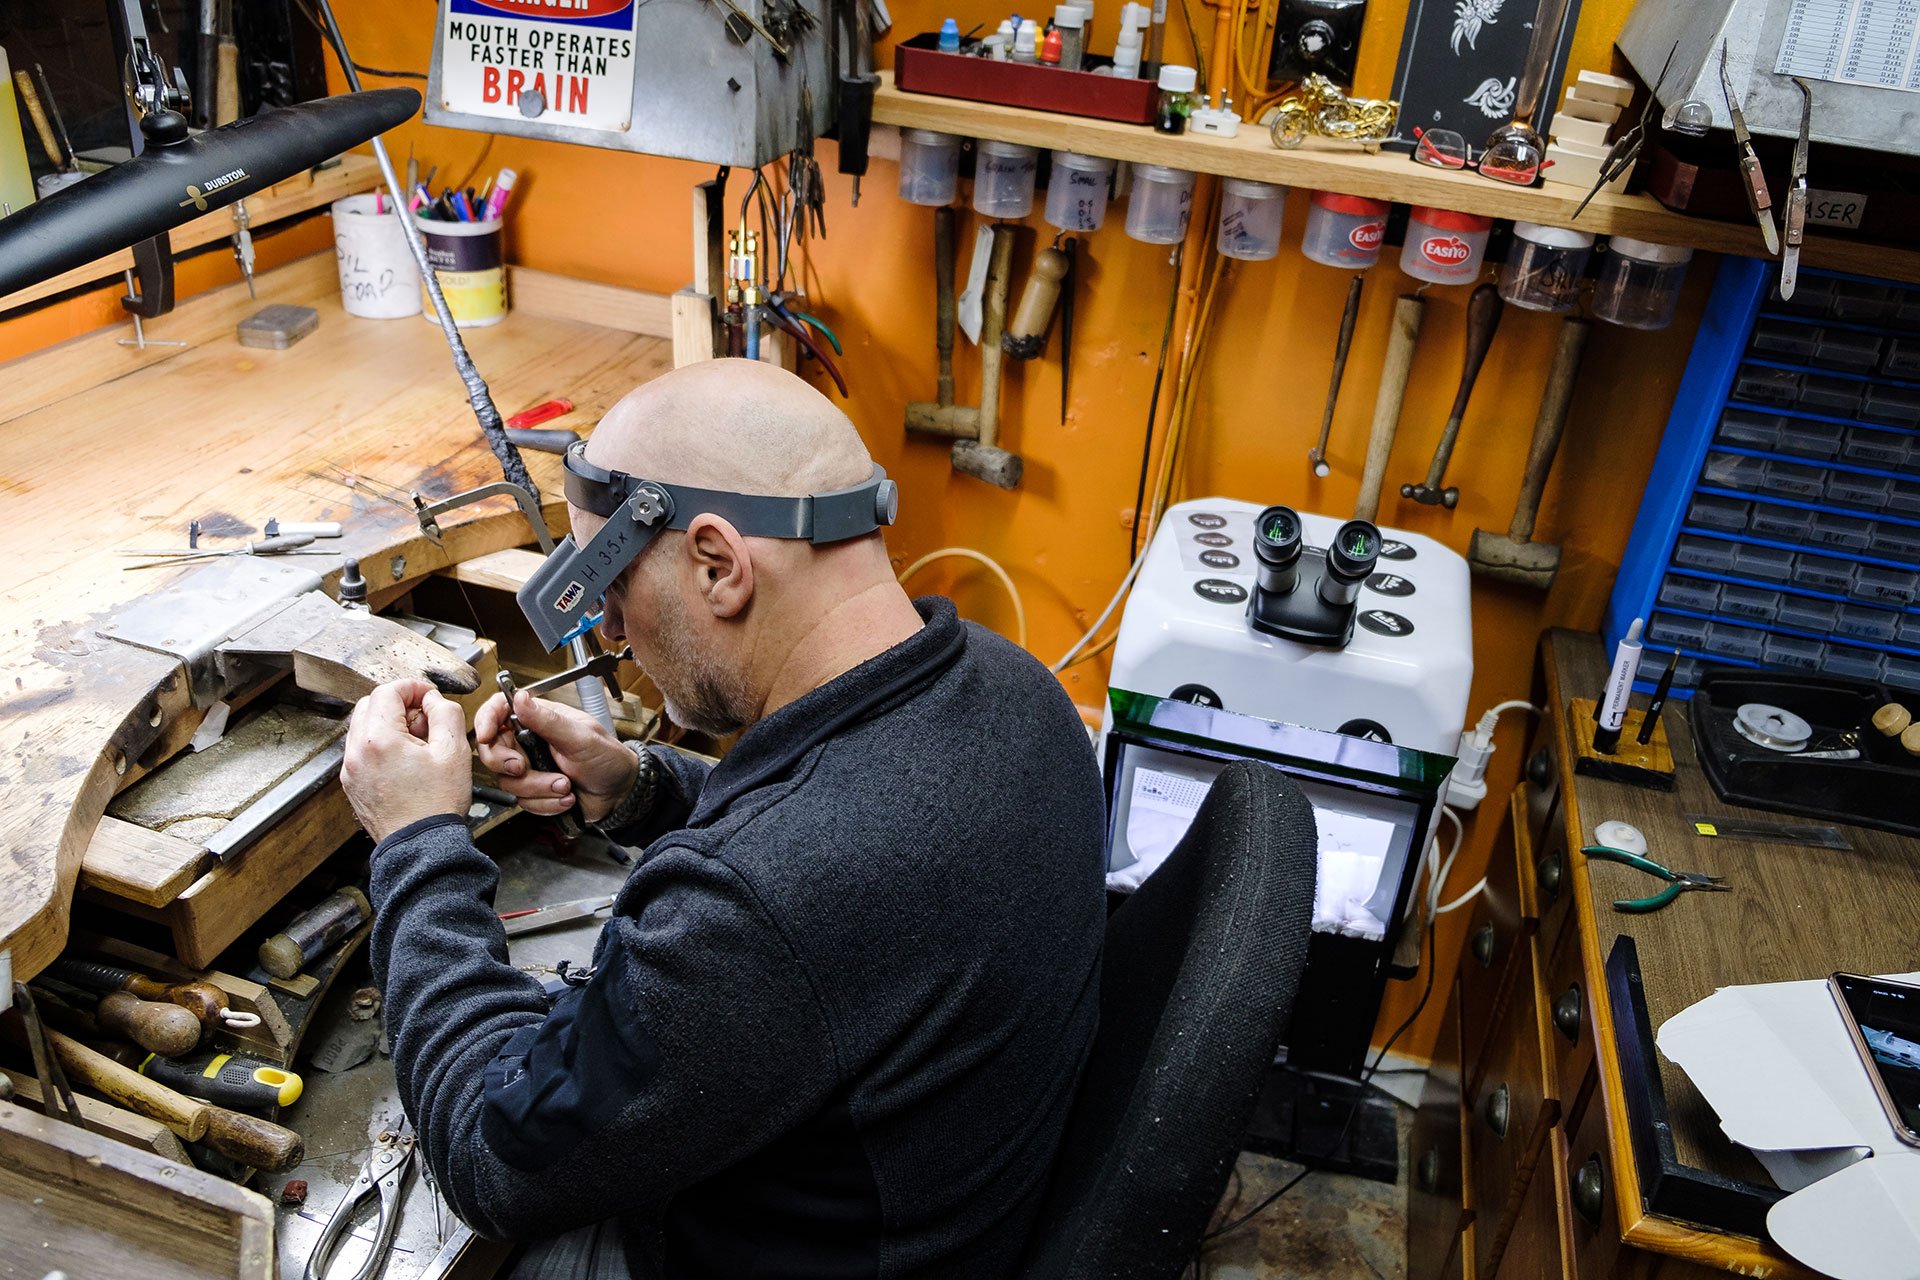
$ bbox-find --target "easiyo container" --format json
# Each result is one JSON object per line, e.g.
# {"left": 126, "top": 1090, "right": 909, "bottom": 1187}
{"left": 1301, "top": 190, "right": 1388, "bottom": 268}
{"left": 1401, "top": 206, "right": 1493, "bottom": 285}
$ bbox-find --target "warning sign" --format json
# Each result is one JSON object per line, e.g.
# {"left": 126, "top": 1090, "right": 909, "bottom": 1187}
{"left": 439, "top": 0, "right": 638, "bottom": 133}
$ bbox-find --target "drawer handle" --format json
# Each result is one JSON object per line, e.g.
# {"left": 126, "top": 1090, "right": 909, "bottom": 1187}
{"left": 1536, "top": 849, "right": 1564, "bottom": 903}
{"left": 1527, "top": 746, "right": 1554, "bottom": 788}
{"left": 1417, "top": 1147, "right": 1441, "bottom": 1193}
{"left": 1553, "top": 985, "right": 1583, "bottom": 1043}
{"left": 1484, "top": 1082, "right": 1511, "bottom": 1139}
{"left": 1572, "top": 1154, "right": 1605, "bottom": 1227}
{"left": 1471, "top": 923, "right": 1497, "bottom": 968}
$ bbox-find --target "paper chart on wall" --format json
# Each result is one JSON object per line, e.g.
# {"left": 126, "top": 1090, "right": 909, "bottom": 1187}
{"left": 1776, "top": 0, "right": 1920, "bottom": 93}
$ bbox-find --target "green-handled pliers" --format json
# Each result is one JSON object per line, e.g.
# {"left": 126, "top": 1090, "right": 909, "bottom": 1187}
{"left": 1580, "top": 846, "right": 1731, "bottom": 914}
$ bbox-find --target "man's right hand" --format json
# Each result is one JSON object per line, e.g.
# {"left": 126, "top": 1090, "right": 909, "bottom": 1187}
{"left": 474, "top": 692, "right": 639, "bottom": 825}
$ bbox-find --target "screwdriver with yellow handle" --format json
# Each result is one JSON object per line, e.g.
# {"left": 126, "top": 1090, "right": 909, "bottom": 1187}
{"left": 137, "top": 1048, "right": 303, "bottom": 1112}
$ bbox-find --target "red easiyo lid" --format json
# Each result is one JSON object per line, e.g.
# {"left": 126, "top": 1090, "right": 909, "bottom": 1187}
{"left": 1408, "top": 205, "right": 1493, "bottom": 232}
{"left": 1311, "top": 190, "right": 1391, "bottom": 216}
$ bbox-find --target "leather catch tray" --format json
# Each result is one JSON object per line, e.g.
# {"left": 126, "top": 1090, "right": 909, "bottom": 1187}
{"left": 1688, "top": 669, "right": 1920, "bottom": 838}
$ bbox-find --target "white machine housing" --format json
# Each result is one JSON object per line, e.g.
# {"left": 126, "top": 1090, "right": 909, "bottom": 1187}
{"left": 1108, "top": 498, "right": 1474, "bottom": 756}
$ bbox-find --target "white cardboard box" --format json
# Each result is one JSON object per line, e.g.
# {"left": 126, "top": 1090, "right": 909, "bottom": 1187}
{"left": 1575, "top": 69, "right": 1635, "bottom": 106}
{"left": 1557, "top": 90, "right": 1623, "bottom": 124}
{"left": 1659, "top": 974, "right": 1920, "bottom": 1280}
{"left": 1550, "top": 114, "right": 1613, "bottom": 150}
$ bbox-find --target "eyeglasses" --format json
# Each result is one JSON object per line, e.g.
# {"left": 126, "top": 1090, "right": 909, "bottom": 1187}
{"left": 1411, "top": 126, "right": 1551, "bottom": 187}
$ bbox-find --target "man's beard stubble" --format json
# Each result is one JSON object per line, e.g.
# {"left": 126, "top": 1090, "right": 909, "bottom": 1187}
{"left": 645, "top": 601, "right": 753, "bottom": 738}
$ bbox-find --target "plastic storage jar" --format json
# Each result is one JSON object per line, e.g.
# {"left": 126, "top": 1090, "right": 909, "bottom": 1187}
{"left": 1401, "top": 206, "right": 1492, "bottom": 285}
{"left": 1045, "top": 150, "right": 1117, "bottom": 232}
{"left": 1500, "top": 221, "right": 1595, "bottom": 312}
{"left": 973, "top": 140, "right": 1039, "bottom": 218}
{"left": 1593, "top": 237, "right": 1694, "bottom": 330}
{"left": 1217, "top": 179, "right": 1287, "bottom": 260}
{"left": 898, "top": 129, "right": 961, "bottom": 207}
{"left": 1300, "top": 190, "right": 1388, "bottom": 268}
{"left": 1125, "top": 164, "right": 1196, "bottom": 244}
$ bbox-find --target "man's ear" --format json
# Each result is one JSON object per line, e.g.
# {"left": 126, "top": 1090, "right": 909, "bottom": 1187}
{"left": 684, "top": 515, "right": 753, "bottom": 619}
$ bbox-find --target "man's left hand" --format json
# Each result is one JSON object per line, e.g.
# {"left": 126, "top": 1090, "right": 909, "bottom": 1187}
{"left": 342, "top": 679, "right": 473, "bottom": 844}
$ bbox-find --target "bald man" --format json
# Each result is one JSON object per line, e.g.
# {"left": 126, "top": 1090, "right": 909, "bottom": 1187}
{"left": 341, "top": 361, "right": 1107, "bottom": 1279}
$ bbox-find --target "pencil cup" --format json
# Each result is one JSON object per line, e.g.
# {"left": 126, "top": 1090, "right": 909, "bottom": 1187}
{"left": 332, "top": 194, "right": 422, "bottom": 319}
{"left": 414, "top": 213, "right": 507, "bottom": 328}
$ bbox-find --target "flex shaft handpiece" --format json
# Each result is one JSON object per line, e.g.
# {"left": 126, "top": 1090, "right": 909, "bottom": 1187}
{"left": 498, "top": 672, "right": 582, "bottom": 837}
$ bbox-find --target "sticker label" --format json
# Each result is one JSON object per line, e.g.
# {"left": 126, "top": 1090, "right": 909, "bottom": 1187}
{"left": 1379, "top": 539, "right": 1416, "bottom": 561}
{"left": 1358, "top": 609, "right": 1414, "bottom": 637}
{"left": 1807, "top": 189, "right": 1867, "bottom": 230}
{"left": 1187, "top": 512, "right": 1228, "bottom": 528}
{"left": 1198, "top": 549, "right": 1240, "bottom": 569}
{"left": 439, "top": 0, "right": 638, "bottom": 133}
{"left": 1193, "top": 578, "right": 1249, "bottom": 605}
{"left": 1193, "top": 531, "right": 1233, "bottom": 547}
{"left": 1420, "top": 234, "right": 1472, "bottom": 267}
{"left": 1350, "top": 220, "right": 1385, "bottom": 251}
{"left": 1366, "top": 572, "right": 1415, "bottom": 597}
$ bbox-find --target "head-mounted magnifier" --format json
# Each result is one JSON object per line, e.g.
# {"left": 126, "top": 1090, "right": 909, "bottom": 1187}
{"left": 516, "top": 441, "right": 901, "bottom": 650}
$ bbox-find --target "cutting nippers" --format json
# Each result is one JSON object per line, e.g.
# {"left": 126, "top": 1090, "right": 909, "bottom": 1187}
{"left": 306, "top": 1118, "right": 417, "bottom": 1280}
{"left": 1581, "top": 845, "right": 1732, "bottom": 914}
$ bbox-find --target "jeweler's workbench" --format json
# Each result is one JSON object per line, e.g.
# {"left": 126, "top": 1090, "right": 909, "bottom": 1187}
{"left": 0, "top": 250, "right": 671, "bottom": 984}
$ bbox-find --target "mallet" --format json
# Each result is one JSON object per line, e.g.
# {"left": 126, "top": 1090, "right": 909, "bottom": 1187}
{"left": 1469, "top": 316, "right": 1590, "bottom": 588}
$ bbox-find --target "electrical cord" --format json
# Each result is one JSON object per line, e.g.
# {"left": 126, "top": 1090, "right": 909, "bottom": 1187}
{"left": 898, "top": 548, "right": 1028, "bottom": 650}
{"left": 1130, "top": 243, "right": 1185, "bottom": 566}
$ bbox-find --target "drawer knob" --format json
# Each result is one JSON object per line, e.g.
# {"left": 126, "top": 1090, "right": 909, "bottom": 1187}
{"left": 1572, "top": 1154, "right": 1605, "bottom": 1227}
{"left": 1471, "top": 923, "right": 1497, "bottom": 968}
{"left": 1484, "top": 1082, "right": 1511, "bottom": 1139}
{"left": 1553, "top": 985, "right": 1583, "bottom": 1043}
{"left": 1527, "top": 746, "right": 1554, "bottom": 788}
{"left": 1417, "top": 1147, "right": 1441, "bottom": 1193}
{"left": 1536, "top": 849, "right": 1564, "bottom": 902}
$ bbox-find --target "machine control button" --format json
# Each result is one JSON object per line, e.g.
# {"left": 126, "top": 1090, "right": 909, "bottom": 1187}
{"left": 1198, "top": 549, "right": 1241, "bottom": 570}
{"left": 1380, "top": 540, "right": 1416, "bottom": 561}
{"left": 1187, "top": 512, "right": 1228, "bottom": 529}
{"left": 1358, "top": 609, "right": 1414, "bottom": 637}
{"left": 1366, "top": 572, "right": 1415, "bottom": 597}
{"left": 1169, "top": 683, "right": 1223, "bottom": 708}
{"left": 1192, "top": 578, "right": 1248, "bottom": 605}
{"left": 1193, "top": 532, "right": 1233, "bottom": 548}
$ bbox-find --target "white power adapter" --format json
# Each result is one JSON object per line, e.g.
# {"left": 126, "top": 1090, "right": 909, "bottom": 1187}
{"left": 1189, "top": 105, "right": 1241, "bottom": 137}
{"left": 1447, "top": 700, "right": 1542, "bottom": 811}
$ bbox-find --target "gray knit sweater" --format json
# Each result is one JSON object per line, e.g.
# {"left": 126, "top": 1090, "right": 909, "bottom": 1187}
{"left": 368, "top": 597, "right": 1107, "bottom": 1278}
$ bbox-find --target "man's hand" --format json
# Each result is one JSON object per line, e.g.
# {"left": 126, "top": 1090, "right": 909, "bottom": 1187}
{"left": 342, "top": 679, "right": 474, "bottom": 844}
{"left": 474, "top": 691, "right": 638, "bottom": 826}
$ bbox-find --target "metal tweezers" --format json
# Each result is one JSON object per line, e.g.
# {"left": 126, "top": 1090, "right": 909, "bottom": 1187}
{"left": 1780, "top": 77, "right": 1813, "bottom": 299}
{"left": 306, "top": 1119, "right": 417, "bottom": 1280}
{"left": 1720, "top": 43, "right": 1781, "bottom": 257}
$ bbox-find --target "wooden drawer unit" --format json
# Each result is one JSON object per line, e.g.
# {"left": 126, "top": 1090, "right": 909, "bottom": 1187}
{"left": 1408, "top": 984, "right": 1470, "bottom": 1280}
{"left": 1524, "top": 791, "right": 1574, "bottom": 956}
{"left": 1542, "top": 912, "right": 1596, "bottom": 1121}
{"left": 1563, "top": 1062, "right": 1625, "bottom": 1280}
{"left": 1470, "top": 933, "right": 1560, "bottom": 1278}
{"left": 1460, "top": 793, "right": 1532, "bottom": 1104}
{"left": 1492, "top": 1127, "right": 1574, "bottom": 1280}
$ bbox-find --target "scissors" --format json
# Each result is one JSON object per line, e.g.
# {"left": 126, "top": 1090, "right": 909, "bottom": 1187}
{"left": 1581, "top": 845, "right": 1731, "bottom": 914}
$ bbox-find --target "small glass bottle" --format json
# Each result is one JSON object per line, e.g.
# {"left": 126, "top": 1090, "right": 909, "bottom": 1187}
{"left": 1155, "top": 64, "right": 1196, "bottom": 134}
{"left": 1053, "top": 5, "right": 1086, "bottom": 70}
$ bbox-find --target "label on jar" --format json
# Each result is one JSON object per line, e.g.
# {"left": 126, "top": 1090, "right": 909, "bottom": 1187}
{"left": 1350, "top": 220, "right": 1385, "bottom": 251}
{"left": 1420, "top": 234, "right": 1473, "bottom": 268}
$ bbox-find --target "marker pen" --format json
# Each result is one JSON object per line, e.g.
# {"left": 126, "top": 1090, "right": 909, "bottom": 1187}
{"left": 1593, "top": 617, "right": 1643, "bottom": 754}
{"left": 485, "top": 167, "right": 518, "bottom": 220}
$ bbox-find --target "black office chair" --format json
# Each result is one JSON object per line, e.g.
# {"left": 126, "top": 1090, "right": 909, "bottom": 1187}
{"left": 1020, "top": 760, "right": 1320, "bottom": 1280}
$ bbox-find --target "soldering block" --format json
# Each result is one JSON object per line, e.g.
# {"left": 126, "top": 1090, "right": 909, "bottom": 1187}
{"left": 1568, "top": 697, "right": 1676, "bottom": 791}
{"left": 1550, "top": 134, "right": 1611, "bottom": 160}
{"left": 1550, "top": 113, "right": 1613, "bottom": 149}
{"left": 1557, "top": 90, "right": 1623, "bottom": 124}
{"left": 237, "top": 304, "right": 320, "bottom": 350}
{"left": 1575, "top": 70, "right": 1636, "bottom": 106}
{"left": 1542, "top": 144, "right": 1630, "bottom": 192}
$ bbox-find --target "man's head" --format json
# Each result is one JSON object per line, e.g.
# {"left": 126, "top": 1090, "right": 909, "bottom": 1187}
{"left": 571, "top": 359, "right": 902, "bottom": 736}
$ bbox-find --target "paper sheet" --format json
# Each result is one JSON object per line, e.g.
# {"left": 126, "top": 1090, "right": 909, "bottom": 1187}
{"left": 1113, "top": 766, "right": 1396, "bottom": 939}
{"left": 1776, "top": 0, "right": 1920, "bottom": 92}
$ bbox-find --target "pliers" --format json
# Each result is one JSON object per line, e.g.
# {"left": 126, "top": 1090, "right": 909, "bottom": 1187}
{"left": 1581, "top": 845, "right": 1731, "bottom": 914}
{"left": 306, "top": 1118, "right": 416, "bottom": 1280}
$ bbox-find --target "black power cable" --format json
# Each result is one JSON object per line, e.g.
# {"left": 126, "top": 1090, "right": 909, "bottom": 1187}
{"left": 1129, "top": 243, "right": 1185, "bottom": 567}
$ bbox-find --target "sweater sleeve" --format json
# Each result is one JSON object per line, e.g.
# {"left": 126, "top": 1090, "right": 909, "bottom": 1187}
{"left": 368, "top": 815, "right": 842, "bottom": 1241}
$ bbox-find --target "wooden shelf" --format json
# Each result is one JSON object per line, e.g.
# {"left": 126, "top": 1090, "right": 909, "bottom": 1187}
{"left": 0, "top": 153, "right": 381, "bottom": 313}
{"left": 873, "top": 74, "right": 1920, "bottom": 284}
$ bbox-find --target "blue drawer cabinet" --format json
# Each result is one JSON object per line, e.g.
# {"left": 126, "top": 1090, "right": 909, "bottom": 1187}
{"left": 1607, "top": 257, "right": 1920, "bottom": 695}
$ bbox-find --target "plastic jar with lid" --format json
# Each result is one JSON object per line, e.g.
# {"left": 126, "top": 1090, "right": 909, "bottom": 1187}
{"left": 898, "top": 129, "right": 961, "bottom": 207}
{"left": 1045, "top": 150, "right": 1117, "bottom": 232}
{"left": 1300, "top": 190, "right": 1388, "bottom": 268}
{"left": 1593, "top": 237, "right": 1694, "bottom": 330}
{"left": 973, "top": 140, "right": 1039, "bottom": 218}
{"left": 1500, "top": 221, "right": 1595, "bottom": 313}
{"left": 1217, "top": 179, "right": 1287, "bottom": 261}
{"left": 1400, "top": 206, "right": 1493, "bottom": 285}
{"left": 1125, "top": 164, "right": 1196, "bottom": 244}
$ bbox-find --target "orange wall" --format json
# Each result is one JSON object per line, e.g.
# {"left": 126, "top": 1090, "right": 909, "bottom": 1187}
{"left": 1, "top": 0, "right": 1696, "bottom": 1061}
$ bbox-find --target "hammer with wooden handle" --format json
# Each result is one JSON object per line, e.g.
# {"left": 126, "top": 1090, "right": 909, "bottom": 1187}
{"left": 1354, "top": 293, "right": 1427, "bottom": 523}
{"left": 1469, "top": 316, "right": 1591, "bottom": 588}
{"left": 0, "top": 1016, "right": 304, "bottom": 1171}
